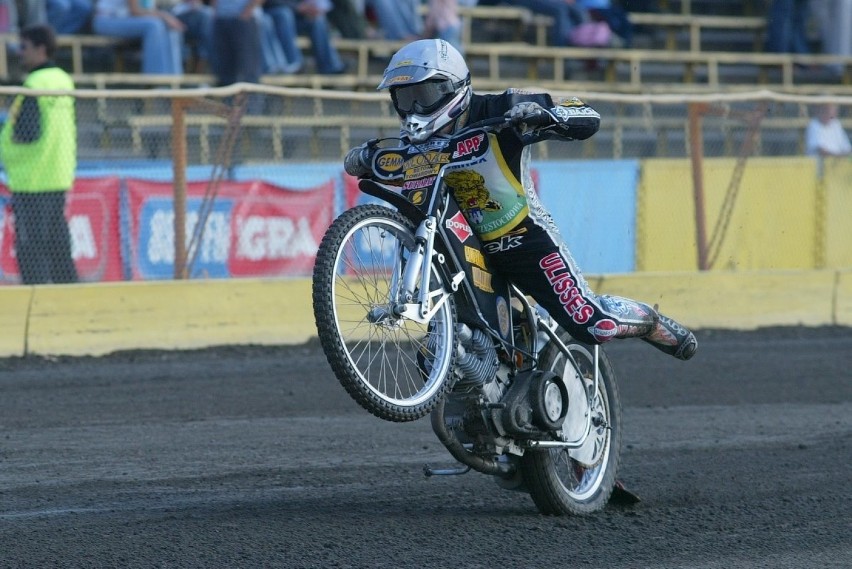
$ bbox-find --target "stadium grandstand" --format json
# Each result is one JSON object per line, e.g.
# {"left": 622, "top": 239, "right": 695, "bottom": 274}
{"left": 0, "top": 0, "right": 849, "bottom": 91}
{"left": 0, "top": 0, "right": 850, "bottom": 284}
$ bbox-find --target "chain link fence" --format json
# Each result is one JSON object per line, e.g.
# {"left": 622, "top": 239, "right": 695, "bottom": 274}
{"left": 0, "top": 84, "right": 850, "bottom": 283}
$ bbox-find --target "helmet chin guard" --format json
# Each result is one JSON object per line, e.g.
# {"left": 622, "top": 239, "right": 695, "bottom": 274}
{"left": 378, "top": 39, "right": 472, "bottom": 143}
{"left": 401, "top": 87, "right": 471, "bottom": 142}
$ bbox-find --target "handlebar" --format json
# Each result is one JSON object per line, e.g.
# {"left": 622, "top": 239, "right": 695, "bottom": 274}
{"left": 466, "top": 109, "right": 552, "bottom": 132}
{"left": 363, "top": 108, "right": 552, "bottom": 151}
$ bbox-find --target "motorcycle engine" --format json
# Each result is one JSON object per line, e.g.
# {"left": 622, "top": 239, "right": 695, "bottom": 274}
{"left": 444, "top": 325, "right": 507, "bottom": 440}
{"left": 455, "top": 324, "right": 500, "bottom": 389}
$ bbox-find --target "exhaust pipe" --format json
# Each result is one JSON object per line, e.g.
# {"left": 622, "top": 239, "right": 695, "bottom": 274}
{"left": 429, "top": 398, "right": 516, "bottom": 479}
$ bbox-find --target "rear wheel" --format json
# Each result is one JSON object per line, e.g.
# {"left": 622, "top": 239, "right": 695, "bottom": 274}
{"left": 312, "top": 205, "right": 458, "bottom": 422}
{"left": 521, "top": 333, "right": 622, "bottom": 515}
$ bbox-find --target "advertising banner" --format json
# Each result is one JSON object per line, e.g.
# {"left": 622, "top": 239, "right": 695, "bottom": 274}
{"left": 125, "top": 179, "right": 335, "bottom": 279}
{"left": 0, "top": 178, "right": 123, "bottom": 283}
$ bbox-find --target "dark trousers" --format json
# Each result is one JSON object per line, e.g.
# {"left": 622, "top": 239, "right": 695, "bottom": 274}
{"left": 212, "top": 16, "right": 262, "bottom": 86}
{"left": 11, "top": 191, "right": 78, "bottom": 285}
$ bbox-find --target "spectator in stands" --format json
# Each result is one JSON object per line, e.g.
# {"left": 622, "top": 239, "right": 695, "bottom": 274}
{"left": 623, "top": 0, "right": 656, "bottom": 11}
{"left": 764, "top": 0, "right": 811, "bottom": 54}
{"left": 46, "top": 0, "right": 93, "bottom": 34}
{"left": 0, "top": 24, "right": 78, "bottom": 284}
{"left": 327, "top": 0, "right": 367, "bottom": 39}
{"left": 0, "top": 0, "right": 19, "bottom": 34}
{"left": 210, "top": 0, "right": 262, "bottom": 85}
{"left": 579, "top": 0, "right": 632, "bottom": 47}
{"left": 258, "top": 9, "right": 294, "bottom": 73}
{"left": 365, "top": 0, "right": 422, "bottom": 40}
{"left": 805, "top": 102, "right": 851, "bottom": 157}
{"left": 92, "top": 0, "right": 185, "bottom": 74}
{"left": 263, "top": 0, "right": 347, "bottom": 74}
{"left": 491, "top": 0, "right": 587, "bottom": 47}
{"left": 424, "top": 0, "right": 463, "bottom": 54}
{"left": 17, "top": 0, "right": 48, "bottom": 28}
{"left": 166, "top": 0, "right": 213, "bottom": 72}
{"left": 812, "top": 0, "right": 851, "bottom": 78}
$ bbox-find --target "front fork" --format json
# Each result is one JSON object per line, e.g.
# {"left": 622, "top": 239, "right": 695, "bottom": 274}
{"left": 392, "top": 216, "right": 455, "bottom": 325}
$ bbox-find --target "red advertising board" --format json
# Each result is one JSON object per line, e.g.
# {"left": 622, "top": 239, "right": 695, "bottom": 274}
{"left": 0, "top": 178, "right": 123, "bottom": 283}
{"left": 124, "top": 178, "right": 335, "bottom": 279}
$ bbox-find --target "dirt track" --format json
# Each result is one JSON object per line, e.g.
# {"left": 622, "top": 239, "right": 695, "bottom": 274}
{"left": 1, "top": 326, "right": 851, "bottom": 569}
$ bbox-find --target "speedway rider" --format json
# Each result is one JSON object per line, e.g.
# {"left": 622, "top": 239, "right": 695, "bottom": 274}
{"left": 344, "top": 39, "right": 697, "bottom": 361}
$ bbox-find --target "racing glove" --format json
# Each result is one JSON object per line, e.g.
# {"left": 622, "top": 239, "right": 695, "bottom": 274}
{"left": 344, "top": 142, "right": 375, "bottom": 178}
{"left": 505, "top": 101, "right": 554, "bottom": 128}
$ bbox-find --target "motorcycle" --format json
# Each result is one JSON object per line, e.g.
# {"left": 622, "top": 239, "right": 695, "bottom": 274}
{"left": 312, "top": 113, "right": 626, "bottom": 515}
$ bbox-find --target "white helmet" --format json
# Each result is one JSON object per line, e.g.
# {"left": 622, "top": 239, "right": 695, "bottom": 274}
{"left": 377, "top": 39, "right": 472, "bottom": 143}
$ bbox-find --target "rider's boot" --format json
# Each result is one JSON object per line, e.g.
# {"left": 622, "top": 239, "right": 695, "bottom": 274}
{"left": 601, "top": 296, "right": 697, "bottom": 361}
{"left": 640, "top": 306, "right": 698, "bottom": 361}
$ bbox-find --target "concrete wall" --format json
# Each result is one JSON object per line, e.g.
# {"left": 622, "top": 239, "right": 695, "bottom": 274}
{"left": 2, "top": 270, "right": 851, "bottom": 357}
{"left": 638, "top": 157, "right": 822, "bottom": 271}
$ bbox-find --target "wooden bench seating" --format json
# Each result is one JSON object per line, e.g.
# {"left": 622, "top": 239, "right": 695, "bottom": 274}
{"left": 326, "top": 39, "right": 852, "bottom": 91}
{"left": 126, "top": 112, "right": 400, "bottom": 162}
{"left": 425, "top": 4, "right": 554, "bottom": 46}
{"left": 68, "top": 70, "right": 852, "bottom": 98}
{"left": 459, "top": 42, "right": 852, "bottom": 90}
{"left": 16, "top": 41, "right": 852, "bottom": 95}
{"left": 455, "top": 5, "right": 548, "bottom": 46}
{"left": 0, "top": 21, "right": 848, "bottom": 94}
{"left": 443, "top": 6, "right": 766, "bottom": 52}
{"left": 0, "top": 33, "right": 137, "bottom": 79}
{"left": 659, "top": 0, "right": 763, "bottom": 16}
{"left": 628, "top": 12, "right": 766, "bottom": 52}
{"left": 123, "top": 105, "right": 852, "bottom": 162}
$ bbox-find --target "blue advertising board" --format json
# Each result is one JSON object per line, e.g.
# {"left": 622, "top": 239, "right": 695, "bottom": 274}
{"left": 536, "top": 160, "right": 640, "bottom": 274}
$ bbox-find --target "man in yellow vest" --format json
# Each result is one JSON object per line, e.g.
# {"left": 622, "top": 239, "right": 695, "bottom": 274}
{"left": 0, "top": 24, "right": 78, "bottom": 284}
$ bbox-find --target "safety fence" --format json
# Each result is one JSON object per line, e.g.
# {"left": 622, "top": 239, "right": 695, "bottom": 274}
{"left": 0, "top": 84, "right": 850, "bottom": 284}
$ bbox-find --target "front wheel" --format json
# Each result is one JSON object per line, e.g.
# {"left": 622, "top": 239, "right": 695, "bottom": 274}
{"left": 312, "top": 204, "right": 458, "bottom": 422}
{"left": 521, "top": 333, "right": 622, "bottom": 515}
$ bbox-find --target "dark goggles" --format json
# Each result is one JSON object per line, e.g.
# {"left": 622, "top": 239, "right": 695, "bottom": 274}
{"left": 390, "top": 79, "right": 458, "bottom": 115}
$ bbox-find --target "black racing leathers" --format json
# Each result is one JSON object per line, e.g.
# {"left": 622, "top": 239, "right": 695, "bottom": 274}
{"left": 368, "top": 89, "right": 696, "bottom": 360}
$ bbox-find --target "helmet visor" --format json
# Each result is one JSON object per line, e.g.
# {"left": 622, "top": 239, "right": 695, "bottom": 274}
{"left": 390, "top": 79, "right": 457, "bottom": 116}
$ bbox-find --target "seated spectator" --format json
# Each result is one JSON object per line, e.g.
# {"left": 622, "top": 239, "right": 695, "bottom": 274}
{"left": 579, "top": 0, "right": 632, "bottom": 47}
{"left": 167, "top": 0, "right": 214, "bottom": 72}
{"left": 498, "top": 0, "right": 588, "bottom": 47}
{"left": 366, "top": 0, "right": 422, "bottom": 40}
{"left": 17, "top": 0, "right": 48, "bottom": 28}
{"left": 46, "top": 0, "right": 93, "bottom": 34}
{"left": 92, "top": 0, "right": 185, "bottom": 74}
{"left": 424, "top": 0, "right": 463, "bottom": 54}
{"left": 812, "top": 0, "right": 851, "bottom": 78}
{"left": 805, "top": 102, "right": 852, "bottom": 157}
{"left": 764, "top": 0, "right": 810, "bottom": 54}
{"left": 327, "top": 0, "right": 367, "bottom": 39}
{"left": 624, "top": 0, "right": 656, "bottom": 11}
{"left": 263, "top": 0, "right": 346, "bottom": 74}
{"left": 258, "top": 9, "right": 295, "bottom": 73}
